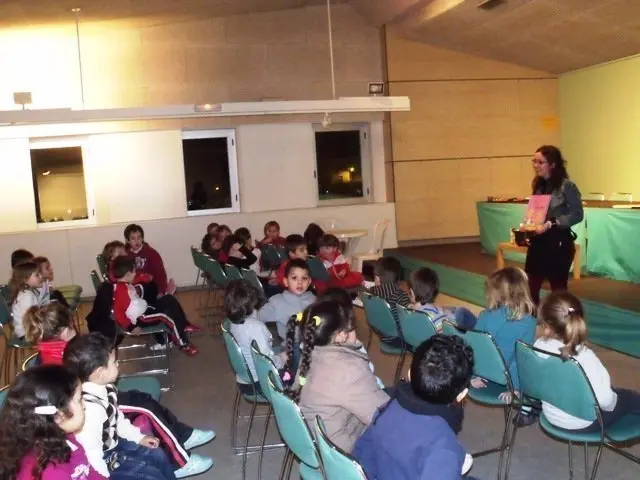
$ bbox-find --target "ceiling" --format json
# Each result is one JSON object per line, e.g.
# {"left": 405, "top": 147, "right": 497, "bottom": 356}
{"left": 351, "top": 0, "right": 640, "bottom": 74}
{"left": 2, "top": 0, "right": 638, "bottom": 73}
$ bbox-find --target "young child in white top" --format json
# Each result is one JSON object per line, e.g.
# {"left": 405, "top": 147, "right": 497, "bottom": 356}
{"left": 9, "top": 261, "right": 45, "bottom": 339}
{"left": 534, "top": 291, "right": 640, "bottom": 431}
{"left": 224, "top": 279, "right": 286, "bottom": 396}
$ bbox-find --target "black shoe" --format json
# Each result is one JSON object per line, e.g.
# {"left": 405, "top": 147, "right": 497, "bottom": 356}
{"left": 514, "top": 411, "right": 539, "bottom": 428}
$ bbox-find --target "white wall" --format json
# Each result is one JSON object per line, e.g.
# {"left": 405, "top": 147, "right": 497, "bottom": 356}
{"left": 0, "top": 202, "right": 397, "bottom": 296}
{"left": 0, "top": 138, "right": 38, "bottom": 232}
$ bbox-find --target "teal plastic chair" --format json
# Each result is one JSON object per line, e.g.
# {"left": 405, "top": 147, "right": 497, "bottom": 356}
{"left": 396, "top": 306, "right": 437, "bottom": 351}
{"left": 241, "top": 268, "right": 265, "bottom": 298}
{"left": 442, "top": 320, "right": 516, "bottom": 478}
{"left": 202, "top": 258, "right": 228, "bottom": 334}
{"left": 267, "top": 371, "right": 324, "bottom": 480}
{"left": 190, "top": 246, "right": 203, "bottom": 288}
{"left": 250, "top": 341, "right": 287, "bottom": 479}
{"left": 361, "top": 292, "right": 405, "bottom": 383}
{"left": 96, "top": 254, "right": 108, "bottom": 278}
{"left": 21, "top": 352, "right": 40, "bottom": 371}
{"left": 510, "top": 341, "right": 640, "bottom": 480}
{"left": 315, "top": 416, "right": 367, "bottom": 479}
{"left": 117, "top": 376, "right": 162, "bottom": 401}
{"left": 0, "top": 284, "right": 9, "bottom": 303}
{"left": 225, "top": 264, "right": 244, "bottom": 281}
{"left": 307, "top": 256, "right": 331, "bottom": 282}
{"left": 262, "top": 245, "right": 284, "bottom": 269}
{"left": 90, "top": 269, "right": 103, "bottom": 292}
{"left": 221, "top": 322, "right": 269, "bottom": 480}
{"left": 0, "top": 385, "right": 8, "bottom": 410}
{"left": 0, "top": 295, "right": 33, "bottom": 384}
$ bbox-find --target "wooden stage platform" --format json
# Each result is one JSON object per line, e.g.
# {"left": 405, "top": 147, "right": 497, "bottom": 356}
{"left": 396, "top": 242, "right": 640, "bottom": 313}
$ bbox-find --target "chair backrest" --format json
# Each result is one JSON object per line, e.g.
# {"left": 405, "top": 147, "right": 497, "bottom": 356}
{"left": 361, "top": 292, "right": 401, "bottom": 339}
{"left": 583, "top": 192, "right": 605, "bottom": 201}
{"left": 267, "top": 372, "right": 321, "bottom": 470}
{"left": 0, "top": 284, "right": 9, "bottom": 303}
{"left": 241, "top": 269, "right": 265, "bottom": 296}
{"left": 396, "top": 306, "right": 437, "bottom": 350}
{"left": 0, "top": 295, "right": 12, "bottom": 328}
{"left": 370, "top": 219, "right": 390, "bottom": 254}
{"left": 315, "top": 416, "right": 367, "bottom": 480}
{"left": 224, "top": 264, "right": 243, "bottom": 281}
{"left": 262, "top": 244, "right": 283, "bottom": 269}
{"left": 307, "top": 256, "right": 330, "bottom": 282}
{"left": 442, "top": 321, "right": 511, "bottom": 387}
{"left": 204, "top": 258, "right": 228, "bottom": 286}
{"left": 250, "top": 340, "right": 283, "bottom": 403}
{"left": 610, "top": 192, "right": 633, "bottom": 202}
{"left": 90, "top": 270, "right": 103, "bottom": 292}
{"left": 22, "top": 352, "right": 40, "bottom": 372}
{"left": 515, "top": 341, "right": 598, "bottom": 422}
{"left": 96, "top": 254, "right": 108, "bottom": 278}
{"left": 221, "top": 321, "right": 254, "bottom": 384}
{"left": 0, "top": 385, "right": 9, "bottom": 411}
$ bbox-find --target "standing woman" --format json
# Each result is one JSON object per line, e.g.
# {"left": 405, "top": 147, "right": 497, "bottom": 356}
{"left": 525, "top": 145, "right": 584, "bottom": 305}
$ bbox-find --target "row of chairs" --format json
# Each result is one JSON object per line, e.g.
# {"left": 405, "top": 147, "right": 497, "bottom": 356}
{"left": 221, "top": 319, "right": 366, "bottom": 479}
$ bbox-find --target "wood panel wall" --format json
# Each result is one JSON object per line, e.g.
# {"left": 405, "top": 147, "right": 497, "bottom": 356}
{"left": 386, "top": 33, "right": 560, "bottom": 242}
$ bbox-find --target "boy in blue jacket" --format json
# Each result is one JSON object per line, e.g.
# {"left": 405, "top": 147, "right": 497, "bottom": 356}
{"left": 353, "top": 335, "right": 475, "bottom": 479}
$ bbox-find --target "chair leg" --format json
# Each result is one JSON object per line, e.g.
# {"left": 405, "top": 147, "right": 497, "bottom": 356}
{"left": 278, "top": 449, "right": 292, "bottom": 480}
{"left": 503, "top": 409, "right": 521, "bottom": 480}
{"left": 165, "top": 331, "right": 174, "bottom": 390}
{"left": 394, "top": 349, "right": 406, "bottom": 384}
{"left": 568, "top": 440, "right": 574, "bottom": 480}
{"left": 242, "top": 401, "right": 258, "bottom": 480}
{"left": 258, "top": 405, "right": 272, "bottom": 480}
{"left": 230, "top": 389, "right": 241, "bottom": 452}
{"left": 590, "top": 441, "right": 605, "bottom": 480}
{"left": 366, "top": 325, "right": 373, "bottom": 351}
{"left": 284, "top": 451, "right": 295, "bottom": 480}
{"left": 584, "top": 443, "right": 589, "bottom": 480}
{"left": 496, "top": 405, "right": 514, "bottom": 480}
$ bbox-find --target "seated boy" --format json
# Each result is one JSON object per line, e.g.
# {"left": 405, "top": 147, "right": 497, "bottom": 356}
{"left": 257, "top": 259, "right": 316, "bottom": 341}
{"left": 63, "top": 333, "right": 176, "bottom": 479}
{"left": 112, "top": 256, "right": 199, "bottom": 356}
{"left": 353, "top": 335, "right": 475, "bottom": 479}
{"left": 275, "top": 234, "right": 308, "bottom": 287}
{"left": 409, "top": 268, "right": 477, "bottom": 331}
{"left": 316, "top": 234, "right": 362, "bottom": 293}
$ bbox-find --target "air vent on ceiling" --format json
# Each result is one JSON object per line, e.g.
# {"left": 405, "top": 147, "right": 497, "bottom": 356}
{"left": 477, "top": 0, "right": 506, "bottom": 10}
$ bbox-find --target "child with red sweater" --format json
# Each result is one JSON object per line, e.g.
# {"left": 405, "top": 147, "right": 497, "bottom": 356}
{"left": 258, "top": 220, "right": 286, "bottom": 247}
{"left": 24, "top": 302, "right": 76, "bottom": 365}
{"left": 275, "top": 234, "right": 309, "bottom": 287}
{"left": 317, "top": 234, "right": 363, "bottom": 292}
{"left": 112, "top": 257, "right": 198, "bottom": 356}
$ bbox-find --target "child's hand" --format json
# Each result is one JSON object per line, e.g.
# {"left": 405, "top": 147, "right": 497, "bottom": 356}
{"left": 233, "top": 242, "right": 243, "bottom": 251}
{"left": 131, "top": 327, "right": 142, "bottom": 336}
{"left": 167, "top": 278, "right": 176, "bottom": 295}
{"left": 139, "top": 436, "right": 160, "bottom": 448}
{"left": 470, "top": 377, "right": 487, "bottom": 389}
{"left": 499, "top": 391, "right": 513, "bottom": 404}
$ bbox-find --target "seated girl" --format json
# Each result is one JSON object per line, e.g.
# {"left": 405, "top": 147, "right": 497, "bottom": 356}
{"left": 535, "top": 292, "right": 640, "bottom": 432}
{"left": 0, "top": 365, "right": 105, "bottom": 479}
{"left": 10, "top": 260, "right": 46, "bottom": 341}
{"left": 23, "top": 304, "right": 215, "bottom": 478}
{"left": 285, "top": 299, "right": 389, "bottom": 453}
{"left": 224, "top": 279, "right": 286, "bottom": 396}
{"left": 218, "top": 234, "right": 258, "bottom": 269}
{"left": 316, "top": 234, "right": 363, "bottom": 293}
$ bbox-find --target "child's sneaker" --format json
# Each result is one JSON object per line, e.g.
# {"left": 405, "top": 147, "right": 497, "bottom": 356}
{"left": 174, "top": 454, "right": 214, "bottom": 478}
{"left": 181, "top": 344, "right": 199, "bottom": 356}
{"left": 185, "top": 324, "right": 202, "bottom": 334}
{"left": 462, "top": 453, "right": 473, "bottom": 475}
{"left": 149, "top": 342, "right": 172, "bottom": 352}
{"left": 183, "top": 429, "right": 216, "bottom": 450}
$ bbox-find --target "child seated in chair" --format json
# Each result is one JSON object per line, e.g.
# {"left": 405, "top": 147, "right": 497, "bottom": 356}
{"left": 275, "top": 234, "right": 309, "bottom": 287}
{"left": 316, "top": 234, "right": 363, "bottom": 293}
{"left": 63, "top": 333, "right": 177, "bottom": 479}
{"left": 409, "top": 267, "right": 478, "bottom": 331}
{"left": 257, "top": 259, "right": 316, "bottom": 341}
{"left": 224, "top": 279, "right": 287, "bottom": 397}
{"left": 258, "top": 220, "right": 286, "bottom": 247}
{"left": 33, "top": 255, "right": 81, "bottom": 309}
{"left": 353, "top": 335, "right": 475, "bottom": 479}
{"left": 9, "top": 260, "right": 46, "bottom": 341}
{"left": 112, "top": 257, "right": 199, "bottom": 357}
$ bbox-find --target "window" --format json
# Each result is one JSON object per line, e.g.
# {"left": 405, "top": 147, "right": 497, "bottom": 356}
{"left": 30, "top": 139, "right": 93, "bottom": 226}
{"left": 182, "top": 130, "right": 239, "bottom": 215}
{"left": 314, "top": 125, "right": 371, "bottom": 204}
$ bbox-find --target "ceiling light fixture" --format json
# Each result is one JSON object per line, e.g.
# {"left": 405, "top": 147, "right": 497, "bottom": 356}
{"left": 42, "top": 170, "right": 51, "bottom": 176}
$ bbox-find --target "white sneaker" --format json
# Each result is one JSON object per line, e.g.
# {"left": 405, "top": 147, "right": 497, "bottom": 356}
{"left": 174, "top": 454, "right": 214, "bottom": 478}
{"left": 462, "top": 453, "right": 473, "bottom": 475}
{"left": 149, "top": 342, "right": 173, "bottom": 352}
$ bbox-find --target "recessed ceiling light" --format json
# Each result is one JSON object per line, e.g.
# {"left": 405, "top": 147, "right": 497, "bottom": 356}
{"left": 71, "top": 7, "right": 81, "bottom": 13}
{"left": 42, "top": 171, "right": 51, "bottom": 176}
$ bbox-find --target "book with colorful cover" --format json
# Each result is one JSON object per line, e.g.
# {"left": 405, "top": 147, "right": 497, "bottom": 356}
{"left": 522, "top": 194, "right": 551, "bottom": 229}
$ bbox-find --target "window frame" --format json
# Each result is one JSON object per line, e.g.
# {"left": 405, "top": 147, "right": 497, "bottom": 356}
{"left": 312, "top": 123, "right": 372, "bottom": 206}
{"left": 181, "top": 129, "right": 240, "bottom": 216}
{"left": 29, "top": 136, "right": 96, "bottom": 230}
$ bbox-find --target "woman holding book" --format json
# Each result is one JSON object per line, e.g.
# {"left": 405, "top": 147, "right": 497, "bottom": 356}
{"left": 525, "top": 145, "right": 584, "bottom": 305}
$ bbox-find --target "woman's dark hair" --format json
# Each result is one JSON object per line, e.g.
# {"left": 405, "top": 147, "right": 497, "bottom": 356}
{"left": 304, "top": 223, "right": 324, "bottom": 256}
{"left": 409, "top": 267, "right": 440, "bottom": 304}
{"left": 10, "top": 249, "right": 34, "bottom": 268}
{"left": 410, "top": 335, "right": 473, "bottom": 405}
{"left": 0, "top": 365, "right": 79, "bottom": 479}
{"left": 124, "top": 223, "right": 144, "bottom": 241}
{"left": 284, "top": 258, "right": 310, "bottom": 277}
{"left": 201, "top": 233, "right": 214, "bottom": 255}
{"left": 234, "top": 227, "right": 252, "bottom": 245}
{"left": 224, "top": 279, "right": 261, "bottom": 324}
{"left": 101, "top": 240, "right": 126, "bottom": 263}
{"left": 63, "top": 333, "right": 114, "bottom": 382}
{"left": 222, "top": 234, "right": 241, "bottom": 254}
{"left": 284, "top": 300, "right": 355, "bottom": 402}
{"left": 207, "top": 222, "right": 219, "bottom": 236}
{"left": 532, "top": 145, "right": 569, "bottom": 193}
{"left": 318, "top": 234, "right": 340, "bottom": 248}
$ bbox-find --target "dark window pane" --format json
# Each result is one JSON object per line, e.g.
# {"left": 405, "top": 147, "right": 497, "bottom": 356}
{"left": 182, "top": 137, "right": 231, "bottom": 211}
{"left": 30, "top": 147, "right": 88, "bottom": 223}
{"left": 315, "top": 130, "right": 363, "bottom": 201}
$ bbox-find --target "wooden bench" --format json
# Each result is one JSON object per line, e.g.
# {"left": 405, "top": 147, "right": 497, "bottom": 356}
{"left": 496, "top": 242, "right": 581, "bottom": 280}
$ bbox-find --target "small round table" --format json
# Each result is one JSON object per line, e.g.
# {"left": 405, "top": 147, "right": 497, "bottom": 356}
{"left": 327, "top": 229, "right": 368, "bottom": 257}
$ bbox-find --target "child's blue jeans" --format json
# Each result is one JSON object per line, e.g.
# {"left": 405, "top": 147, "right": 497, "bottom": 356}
{"left": 107, "top": 439, "right": 176, "bottom": 480}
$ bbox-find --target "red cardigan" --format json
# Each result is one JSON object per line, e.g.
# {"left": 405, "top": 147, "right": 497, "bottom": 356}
{"left": 128, "top": 243, "right": 168, "bottom": 294}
